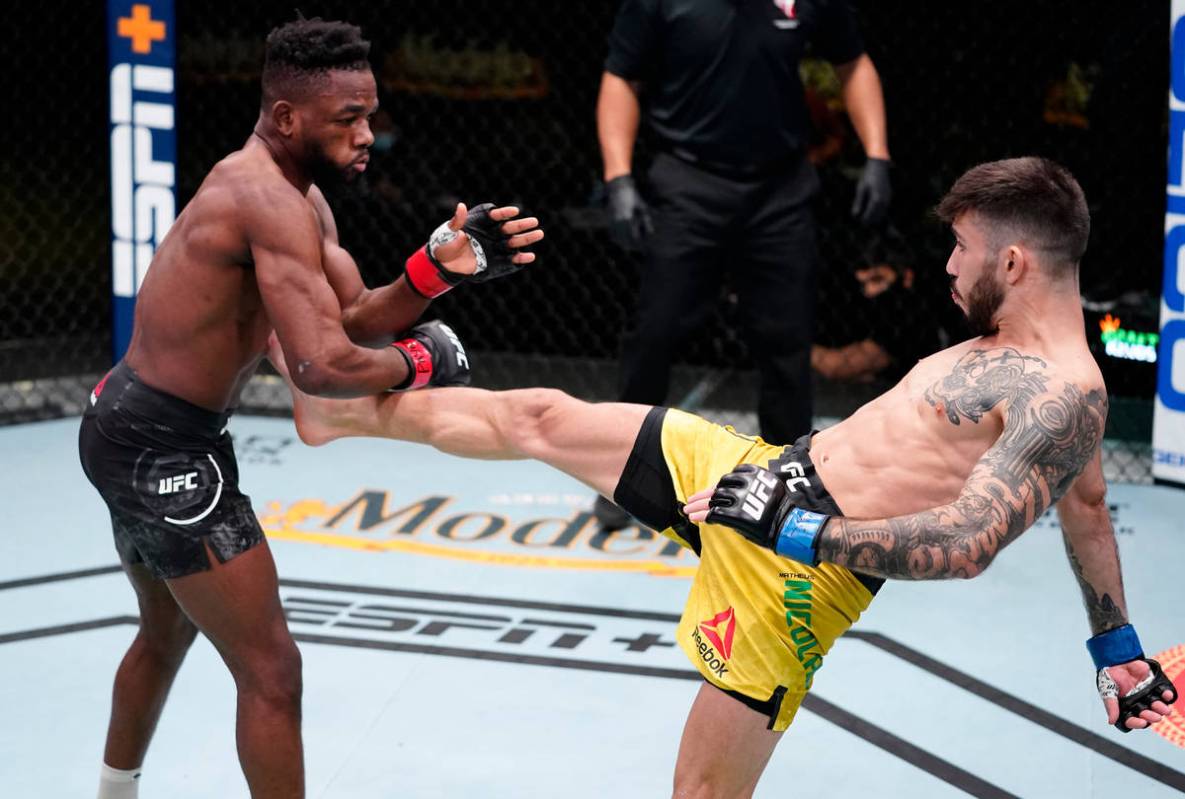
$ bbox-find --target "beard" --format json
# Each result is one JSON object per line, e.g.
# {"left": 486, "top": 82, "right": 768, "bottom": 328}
{"left": 961, "top": 270, "right": 1005, "bottom": 337}
{"left": 304, "top": 139, "right": 361, "bottom": 193}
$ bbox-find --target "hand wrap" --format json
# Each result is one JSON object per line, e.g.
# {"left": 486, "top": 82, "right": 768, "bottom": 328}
{"left": 403, "top": 203, "right": 529, "bottom": 298}
{"left": 388, "top": 320, "right": 471, "bottom": 391}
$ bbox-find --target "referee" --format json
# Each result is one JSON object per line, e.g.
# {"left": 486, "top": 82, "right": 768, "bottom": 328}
{"left": 595, "top": 0, "right": 891, "bottom": 529}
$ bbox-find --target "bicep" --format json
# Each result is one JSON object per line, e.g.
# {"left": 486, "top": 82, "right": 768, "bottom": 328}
{"left": 321, "top": 240, "right": 367, "bottom": 310}
{"left": 308, "top": 186, "right": 366, "bottom": 308}
{"left": 247, "top": 197, "right": 350, "bottom": 362}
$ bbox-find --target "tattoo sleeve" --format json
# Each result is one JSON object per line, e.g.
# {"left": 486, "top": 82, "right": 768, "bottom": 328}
{"left": 1061, "top": 529, "right": 1128, "bottom": 634}
{"left": 815, "top": 349, "right": 1109, "bottom": 579}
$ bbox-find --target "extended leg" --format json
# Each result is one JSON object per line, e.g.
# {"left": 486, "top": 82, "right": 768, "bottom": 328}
{"left": 269, "top": 337, "right": 650, "bottom": 502}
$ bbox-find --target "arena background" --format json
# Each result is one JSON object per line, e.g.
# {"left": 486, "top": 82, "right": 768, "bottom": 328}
{"left": 0, "top": 0, "right": 1171, "bottom": 483}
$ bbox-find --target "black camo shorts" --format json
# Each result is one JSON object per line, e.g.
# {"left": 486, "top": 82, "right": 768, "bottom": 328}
{"left": 77, "top": 362, "right": 265, "bottom": 579}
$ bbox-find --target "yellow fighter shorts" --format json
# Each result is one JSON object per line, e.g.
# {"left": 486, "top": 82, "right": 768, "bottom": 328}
{"left": 613, "top": 407, "right": 881, "bottom": 731}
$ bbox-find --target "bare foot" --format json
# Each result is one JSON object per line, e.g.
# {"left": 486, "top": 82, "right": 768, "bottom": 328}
{"left": 266, "top": 334, "right": 374, "bottom": 447}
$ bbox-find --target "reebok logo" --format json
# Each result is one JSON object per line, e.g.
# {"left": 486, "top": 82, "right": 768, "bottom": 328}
{"left": 699, "top": 607, "right": 736, "bottom": 660}
{"left": 90, "top": 372, "right": 111, "bottom": 406}
{"left": 691, "top": 608, "right": 736, "bottom": 678}
{"left": 741, "top": 470, "right": 780, "bottom": 521}
{"left": 772, "top": 0, "right": 800, "bottom": 28}
{"left": 158, "top": 471, "right": 198, "bottom": 495}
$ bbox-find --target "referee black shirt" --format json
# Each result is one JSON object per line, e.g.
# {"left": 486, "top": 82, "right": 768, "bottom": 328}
{"left": 605, "top": 0, "right": 864, "bottom": 169}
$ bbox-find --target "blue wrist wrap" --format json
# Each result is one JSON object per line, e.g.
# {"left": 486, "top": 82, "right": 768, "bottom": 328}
{"left": 772, "top": 508, "right": 829, "bottom": 566}
{"left": 1086, "top": 624, "right": 1143, "bottom": 670}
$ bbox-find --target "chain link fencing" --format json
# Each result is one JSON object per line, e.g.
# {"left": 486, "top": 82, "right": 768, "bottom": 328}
{"left": 0, "top": 0, "right": 1169, "bottom": 482}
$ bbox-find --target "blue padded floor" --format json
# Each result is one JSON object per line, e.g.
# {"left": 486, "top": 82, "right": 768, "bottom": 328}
{"left": 1, "top": 415, "right": 1183, "bottom": 798}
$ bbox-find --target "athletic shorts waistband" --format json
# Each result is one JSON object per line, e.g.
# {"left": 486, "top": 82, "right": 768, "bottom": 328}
{"left": 89, "top": 362, "right": 232, "bottom": 439}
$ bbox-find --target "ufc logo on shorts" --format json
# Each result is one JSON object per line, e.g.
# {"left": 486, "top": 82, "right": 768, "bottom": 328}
{"left": 742, "top": 470, "right": 781, "bottom": 521}
{"left": 778, "top": 461, "right": 811, "bottom": 493}
{"left": 438, "top": 323, "right": 470, "bottom": 369}
{"left": 158, "top": 471, "right": 198, "bottom": 495}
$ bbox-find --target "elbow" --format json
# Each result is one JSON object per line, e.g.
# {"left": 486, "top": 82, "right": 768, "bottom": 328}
{"left": 946, "top": 530, "right": 997, "bottom": 580}
{"left": 285, "top": 351, "right": 356, "bottom": 398}
{"left": 949, "top": 554, "right": 991, "bottom": 581}
{"left": 288, "top": 361, "right": 335, "bottom": 397}
{"left": 955, "top": 561, "right": 989, "bottom": 580}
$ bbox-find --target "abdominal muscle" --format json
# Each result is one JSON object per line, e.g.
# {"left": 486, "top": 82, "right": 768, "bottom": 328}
{"left": 809, "top": 368, "right": 1004, "bottom": 521}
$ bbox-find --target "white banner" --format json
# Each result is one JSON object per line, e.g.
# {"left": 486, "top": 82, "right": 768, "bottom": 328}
{"left": 1153, "top": 0, "right": 1185, "bottom": 485}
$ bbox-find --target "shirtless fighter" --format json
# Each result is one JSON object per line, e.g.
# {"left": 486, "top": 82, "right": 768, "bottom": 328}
{"left": 271, "top": 157, "right": 1175, "bottom": 796}
{"left": 78, "top": 18, "right": 541, "bottom": 799}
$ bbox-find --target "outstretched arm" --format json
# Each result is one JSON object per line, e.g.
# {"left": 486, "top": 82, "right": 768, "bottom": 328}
{"left": 310, "top": 188, "right": 543, "bottom": 345}
{"left": 688, "top": 377, "right": 1108, "bottom": 580}
{"left": 1057, "top": 456, "right": 1175, "bottom": 729}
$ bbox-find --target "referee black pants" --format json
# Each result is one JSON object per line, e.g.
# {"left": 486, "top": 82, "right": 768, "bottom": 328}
{"left": 618, "top": 151, "right": 820, "bottom": 445}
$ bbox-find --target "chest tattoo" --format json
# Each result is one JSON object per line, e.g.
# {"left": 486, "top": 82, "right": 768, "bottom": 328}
{"left": 924, "top": 348, "right": 1048, "bottom": 426}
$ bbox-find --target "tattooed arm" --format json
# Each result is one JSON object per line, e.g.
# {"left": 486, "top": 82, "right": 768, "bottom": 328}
{"left": 1056, "top": 451, "right": 1129, "bottom": 634}
{"left": 814, "top": 378, "right": 1110, "bottom": 579}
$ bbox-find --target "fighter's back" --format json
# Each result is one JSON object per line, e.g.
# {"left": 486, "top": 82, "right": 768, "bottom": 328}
{"left": 813, "top": 332, "right": 1107, "bottom": 521}
{"left": 124, "top": 143, "right": 309, "bottom": 411}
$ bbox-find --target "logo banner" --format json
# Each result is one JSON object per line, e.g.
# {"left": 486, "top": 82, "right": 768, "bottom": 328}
{"left": 1155, "top": 0, "right": 1185, "bottom": 485}
{"left": 107, "top": 1, "right": 176, "bottom": 361}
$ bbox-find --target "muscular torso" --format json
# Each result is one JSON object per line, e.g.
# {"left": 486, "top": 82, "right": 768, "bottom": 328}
{"left": 124, "top": 144, "right": 327, "bottom": 411}
{"left": 813, "top": 336, "right": 1104, "bottom": 519}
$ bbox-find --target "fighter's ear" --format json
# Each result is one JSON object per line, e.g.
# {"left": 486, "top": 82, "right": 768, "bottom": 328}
{"left": 269, "top": 100, "right": 297, "bottom": 138}
{"left": 1002, "top": 244, "right": 1028, "bottom": 284}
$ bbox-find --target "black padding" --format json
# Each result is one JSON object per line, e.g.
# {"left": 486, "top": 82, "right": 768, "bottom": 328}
{"left": 1115, "top": 659, "right": 1178, "bottom": 733}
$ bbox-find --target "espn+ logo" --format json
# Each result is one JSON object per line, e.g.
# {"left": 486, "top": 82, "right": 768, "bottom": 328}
{"left": 109, "top": 62, "right": 174, "bottom": 299}
{"left": 108, "top": 2, "right": 176, "bottom": 320}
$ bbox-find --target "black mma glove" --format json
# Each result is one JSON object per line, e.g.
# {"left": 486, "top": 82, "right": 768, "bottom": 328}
{"left": 605, "top": 174, "right": 653, "bottom": 251}
{"left": 388, "top": 320, "right": 471, "bottom": 391}
{"left": 1089, "top": 624, "right": 1180, "bottom": 732}
{"left": 851, "top": 157, "right": 892, "bottom": 227}
{"left": 404, "top": 203, "right": 531, "bottom": 298}
{"left": 704, "top": 464, "right": 831, "bottom": 565}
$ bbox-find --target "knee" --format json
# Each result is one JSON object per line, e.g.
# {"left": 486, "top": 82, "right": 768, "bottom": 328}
{"left": 672, "top": 760, "right": 755, "bottom": 799}
{"left": 671, "top": 772, "right": 734, "bottom": 799}
{"left": 504, "top": 388, "right": 572, "bottom": 459}
{"left": 137, "top": 609, "right": 198, "bottom": 667}
{"left": 236, "top": 641, "right": 303, "bottom": 709}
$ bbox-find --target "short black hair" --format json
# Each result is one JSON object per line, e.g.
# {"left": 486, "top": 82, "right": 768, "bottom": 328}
{"left": 936, "top": 157, "right": 1090, "bottom": 279}
{"left": 261, "top": 17, "right": 371, "bottom": 106}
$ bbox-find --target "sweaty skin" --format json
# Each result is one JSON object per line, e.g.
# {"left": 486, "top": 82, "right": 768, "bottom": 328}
{"left": 122, "top": 69, "right": 541, "bottom": 411}
{"left": 123, "top": 70, "right": 427, "bottom": 409}
{"left": 810, "top": 338, "right": 1105, "bottom": 544}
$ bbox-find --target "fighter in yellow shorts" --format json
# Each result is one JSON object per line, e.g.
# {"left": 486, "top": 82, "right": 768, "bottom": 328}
{"left": 272, "top": 157, "right": 1176, "bottom": 796}
{"left": 615, "top": 406, "right": 878, "bottom": 732}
